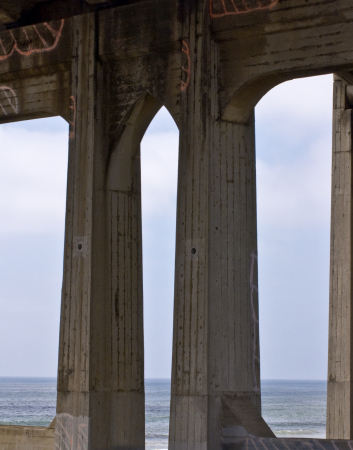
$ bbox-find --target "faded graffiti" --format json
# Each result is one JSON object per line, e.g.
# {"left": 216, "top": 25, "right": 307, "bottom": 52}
{"left": 69, "top": 95, "right": 76, "bottom": 139}
{"left": 245, "top": 436, "right": 353, "bottom": 450}
{"left": 181, "top": 40, "right": 190, "bottom": 92}
{"left": 55, "top": 413, "right": 89, "bottom": 450}
{"left": 0, "top": 86, "right": 18, "bottom": 115}
{"left": 249, "top": 251, "right": 259, "bottom": 393}
{"left": 0, "top": 19, "right": 64, "bottom": 61}
{"left": 210, "top": 0, "right": 279, "bottom": 18}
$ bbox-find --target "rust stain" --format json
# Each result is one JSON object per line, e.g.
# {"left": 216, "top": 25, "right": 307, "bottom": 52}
{"left": 115, "top": 290, "right": 120, "bottom": 325}
{"left": 210, "top": 0, "right": 279, "bottom": 18}
{"left": 249, "top": 251, "right": 260, "bottom": 394}
{"left": 181, "top": 40, "right": 191, "bottom": 92}
{"left": 69, "top": 95, "right": 76, "bottom": 139}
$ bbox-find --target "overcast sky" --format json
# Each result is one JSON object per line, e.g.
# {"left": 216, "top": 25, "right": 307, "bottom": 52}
{"left": 0, "top": 74, "right": 333, "bottom": 380}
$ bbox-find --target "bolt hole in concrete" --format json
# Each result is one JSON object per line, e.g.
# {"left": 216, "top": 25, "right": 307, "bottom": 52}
{"left": 78, "top": 244, "right": 82, "bottom": 250}
{"left": 191, "top": 247, "right": 196, "bottom": 255}
{"left": 140, "top": 106, "right": 178, "bottom": 450}
{"left": 255, "top": 75, "right": 332, "bottom": 438}
{"left": 0, "top": 117, "right": 68, "bottom": 426}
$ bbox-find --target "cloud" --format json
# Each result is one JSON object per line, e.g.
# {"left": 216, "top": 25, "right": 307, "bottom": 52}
{"left": 0, "top": 79, "right": 334, "bottom": 380}
{"left": 256, "top": 135, "right": 331, "bottom": 231}
{"left": 256, "top": 74, "right": 333, "bottom": 126}
{"left": 141, "top": 130, "right": 179, "bottom": 218}
{"left": 142, "top": 106, "right": 178, "bottom": 134}
{"left": 256, "top": 74, "right": 333, "bottom": 380}
{"left": 141, "top": 114, "right": 179, "bottom": 379}
{"left": 0, "top": 120, "right": 68, "bottom": 235}
{"left": 0, "top": 117, "right": 67, "bottom": 377}
{"left": 5, "top": 116, "right": 69, "bottom": 134}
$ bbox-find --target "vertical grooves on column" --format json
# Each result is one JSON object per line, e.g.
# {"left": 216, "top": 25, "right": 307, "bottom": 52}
{"left": 107, "top": 143, "right": 144, "bottom": 448}
{"left": 171, "top": 0, "right": 261, "bottom": 447}
{"left": 327, "top": 79, "right": 353, "bottom": 439}
{"left": 208, "top": 118, "right": 258, "bottom": 396}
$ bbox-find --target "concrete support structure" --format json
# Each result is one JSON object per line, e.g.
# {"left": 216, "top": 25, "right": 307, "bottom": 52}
{"left": 169, "top": 5, "right": 273, "bottom": 447}
{"left": 2, "top": 0, "right": 353, "bottom": 449}
{"left": 0, "top": 425, "right": 55, "bottom": 450}
{"left": 327, "top": 78, "right": 353, "bottom": 439}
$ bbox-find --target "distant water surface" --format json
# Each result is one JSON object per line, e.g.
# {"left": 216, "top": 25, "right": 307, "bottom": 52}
{"left": 261, "top": 380, "right": 326, "bottom": 439}
{"left": 0, "top": 378, "right": 327, "bottom": 448}
{"left": 0, "top": 377, "right": 56, "bottom": 427}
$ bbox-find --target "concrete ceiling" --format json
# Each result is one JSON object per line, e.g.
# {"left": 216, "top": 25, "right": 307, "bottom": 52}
{"left": 0, "top": 0, "right": 142, "bottom": 28}
{"left": 0, "top": 0, "right": 47, "bottom": 23}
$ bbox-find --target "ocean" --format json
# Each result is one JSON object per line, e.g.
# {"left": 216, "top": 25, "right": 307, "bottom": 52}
{"left": 0, "top": 378, "right": 327, "bottom": 449}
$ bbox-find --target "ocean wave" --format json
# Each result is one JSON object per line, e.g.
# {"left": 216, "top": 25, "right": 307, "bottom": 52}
{"left": 274, "top": 429, "right": 326, "bottom": 437}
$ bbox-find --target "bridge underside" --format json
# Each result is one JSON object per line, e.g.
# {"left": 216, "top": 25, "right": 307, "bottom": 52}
{"left": 0, "top": 0, "right": 353, "bottom": 449}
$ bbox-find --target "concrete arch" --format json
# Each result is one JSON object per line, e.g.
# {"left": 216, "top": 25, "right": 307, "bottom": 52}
{"left": 107, "top": 94, "right": 162, "bottom": 191}
{"left": 221, "top": 69, "right": 338, "bottom": 124}
{"left": 107, "top": 93, "right": 178, "bottom": 190}
{"left": 217, "top": 0, "right": 353, "bottom": 124}
{"left": 222, "top": 73, "right": 299, "bottom": 124}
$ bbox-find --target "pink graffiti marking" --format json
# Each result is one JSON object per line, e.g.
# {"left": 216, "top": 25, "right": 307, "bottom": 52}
{"left": 246, "top": 437, "right": 353, "bottom": 450}
{"left": 314, "top": 440, "right": 328, "bottom": 450}
{"left": 69, "top": 95, "right": 76, "bottom": 139}
{"left": 181, "top": 40, "right": 191, "bottom": 92}
{"left": 247, "top": 437, "right": 353, "bottom": 450}
{"left": 278, "top": 439, "right": 293, "bottom": 450}
{"left": 258, "top": 438, "right": 271, "bottom": 450}
{"left": 249, "top": 251, "right": 259, "bottom": 393}
{"left": 303, "top": 441, "right": 316, "bottom": 450}
{"left": 0, "top": 19, "right": 64, "bottom": 61}
{"left": 0, "top": 86, "right": 18, "bottom": 116}
{"left": 54, "top": 418, "right": 71, "bottom": 450}
{"left": 77, "top": 423, "right": 88, "bottom": 450}
{"left": 269, "top": 439, "right": 284, "bottom": 450}
{"left": 210, "top": 0, "right": 279, "bottom": 18}
{"left": 250, "top": 438, "right": 259, "bottom": 450}
{"left": 55, "top": 414, "right": 88, "bottom": 450}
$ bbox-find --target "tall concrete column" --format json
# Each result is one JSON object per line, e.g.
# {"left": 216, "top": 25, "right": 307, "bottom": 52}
{"left": 169, "top": 2, "right": 273, "bottom": 449}
{"left": 55, "top": 14, "right": 97, "bottom": 450}
{"left": 55, "top": 13, "right": 145, "bottom": 450}
{"left": 327, "top": 78, "right": 353, "bottom": 439}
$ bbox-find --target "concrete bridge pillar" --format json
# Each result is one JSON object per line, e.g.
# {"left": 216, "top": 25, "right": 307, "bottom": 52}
{"left": 4, "top": 1, "right": 353, "bottom": 449}
{"left": 55, "top": 13, "right": 145, "bottom": 450}
{"left": 327, "top": 77, "right": 353, "bottom": 439}
{"left": 169, "top": 2, "right": 273, "bottom": 449}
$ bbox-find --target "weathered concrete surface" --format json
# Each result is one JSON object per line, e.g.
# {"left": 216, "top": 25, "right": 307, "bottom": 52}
{"left": 1, "top": 0, "right": 353, "bottom": 449}
{"left": 215, "top": 0, "right": 353, "bottom": 123}
{"left": 0, "top": 425, "right": 54, "bottom": 450}
{"left": 327, "top": 78, "right": 353, "bottom": 439}
{"left": 223, "top": 436, "right": 353, "bottom": 450}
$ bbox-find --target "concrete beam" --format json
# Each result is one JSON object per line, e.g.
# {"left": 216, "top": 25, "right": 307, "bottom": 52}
{"left": 0, "top": 6, "right": 17, "bottom": 23}
{"left": 85, "top": 0, "right": 109, "bottom": 3}
{"left": 217, "top": 1, "right": 353, "bottom": 123}
{"left": 0, "top": 72, "right": 70, "bottom": 125}
{"left": 0, "top": 425, "right": 54, "bottom": 450}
